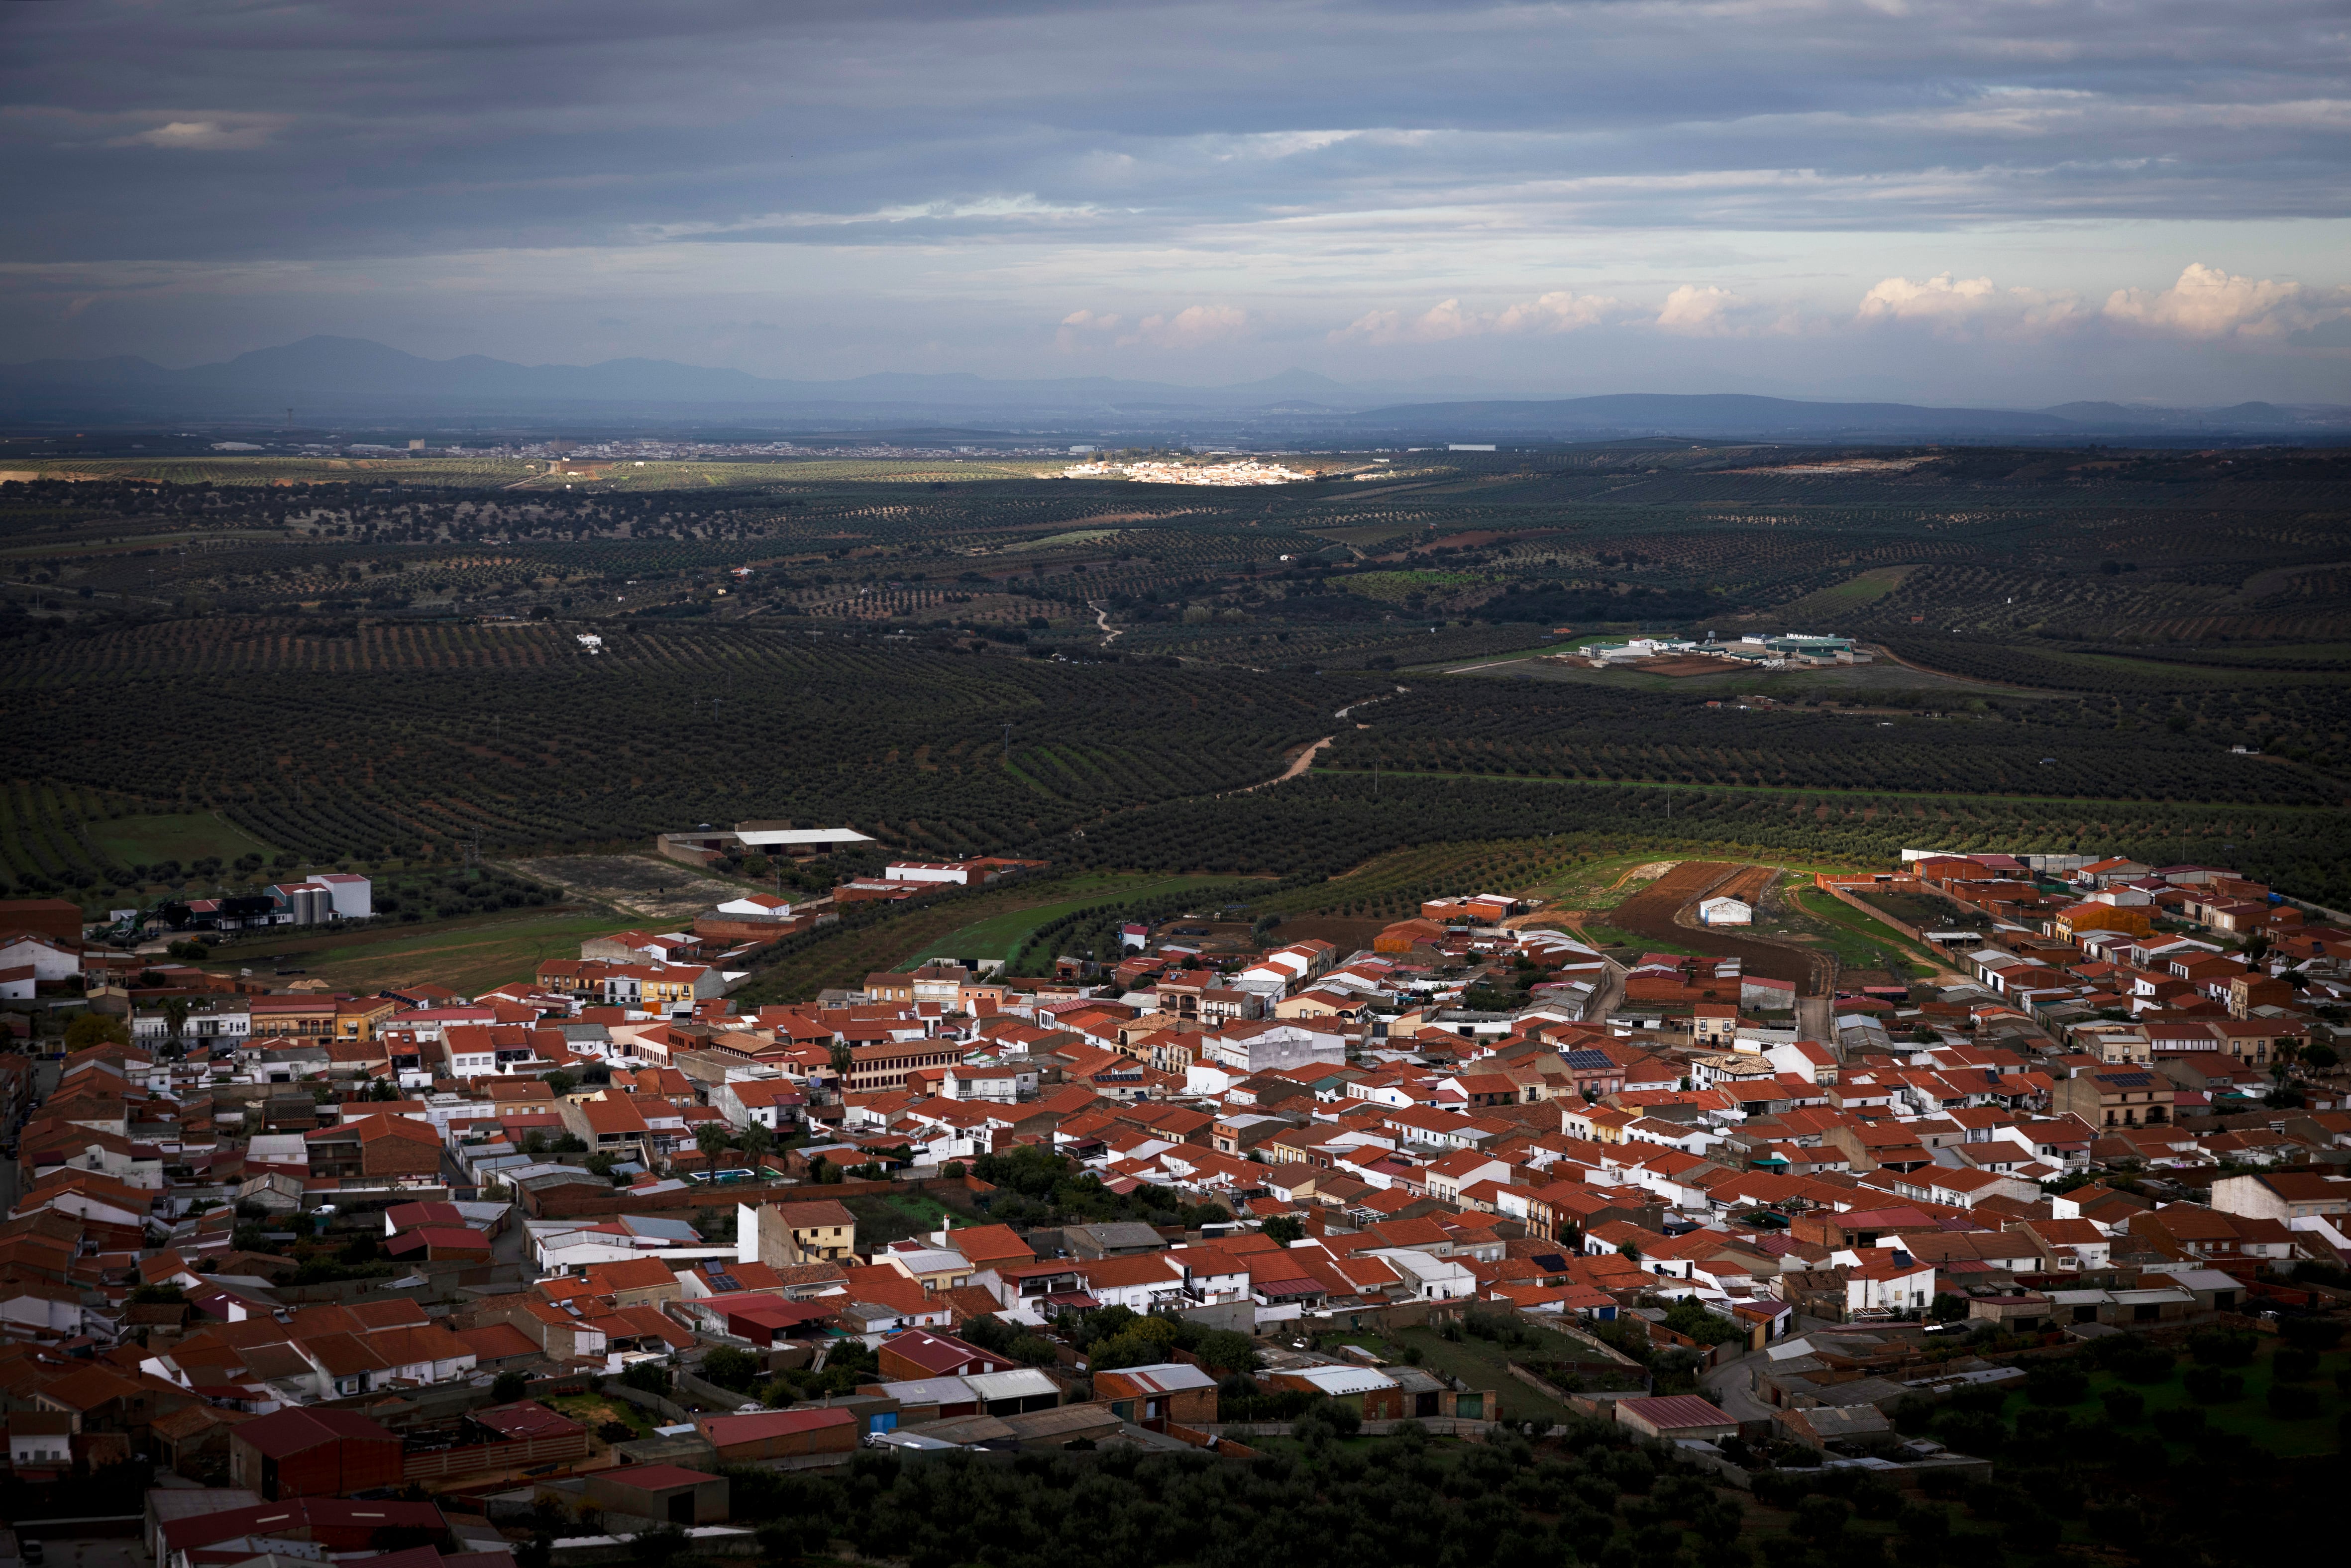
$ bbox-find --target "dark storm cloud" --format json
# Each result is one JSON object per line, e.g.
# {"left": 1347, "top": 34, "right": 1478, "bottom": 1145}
{"left": 5, "top": 0, "right": 2348, "bottom": 261}
{"left": 1, "top": 0, "right": 2347, "bottom": 399}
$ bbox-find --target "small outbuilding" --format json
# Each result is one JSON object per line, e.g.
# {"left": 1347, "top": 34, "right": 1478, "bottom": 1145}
{"left": 583, "top": 1463, "right": 731, "bottom": 1526}
{"left": 695, "top": 1406, "right": 856, "bottom": 1462}
{"left": 1612, "top": 1394, "right": 1739, "bottom": 1443}
{"left": 1094, "top": 1362, "right": 1217, "bottom": 1427}
{"left": 227, "top": 1407, "right": 403, "bottom": 1499}
{"left": 1698, "top": 897, "right": 1752, "bottom": 927}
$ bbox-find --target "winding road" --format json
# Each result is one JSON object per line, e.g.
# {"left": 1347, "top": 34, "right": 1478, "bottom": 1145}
{"left": 1231, "top": 735, "right": 1335, "bottom": 794}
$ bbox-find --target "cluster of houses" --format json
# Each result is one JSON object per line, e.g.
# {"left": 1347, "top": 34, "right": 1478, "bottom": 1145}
{"left": 0, "top": 842, "right": 2346, "bottom": 1529}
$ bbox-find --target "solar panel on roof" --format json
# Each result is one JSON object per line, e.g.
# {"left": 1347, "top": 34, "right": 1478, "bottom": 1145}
{"left": 704, "top": 1271, "right": 740, "bottom": 1293}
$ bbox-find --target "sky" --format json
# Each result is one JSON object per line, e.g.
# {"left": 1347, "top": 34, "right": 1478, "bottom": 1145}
{"left": 3, "top": 0, "right": 2349, "bottom": 405}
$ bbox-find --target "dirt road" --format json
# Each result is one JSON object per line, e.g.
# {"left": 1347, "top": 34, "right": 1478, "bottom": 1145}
{"left": 1232, "top": 735, "right": 1334, "bottom": 794}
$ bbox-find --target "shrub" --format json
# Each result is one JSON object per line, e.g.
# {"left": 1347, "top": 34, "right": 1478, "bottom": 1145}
{"left": 1295, "top": 1397, "right": 1361, "bottom": 1440}
{"left": 1793, "top": 1494, "right": 1851, "bottom": 1544}
{"left": 1916, "top": 1467, "right": 1969, "bottom": 1500}
{"left": 2188, "top": 1328, "right": 2256, "bottom": 1367}
{"left": 2014, "top": 1408, "right": 2071, "bottom": 1443}
{"left": 1896, "top": 1501, "right": 1950, "bottom": 1543}
{"left": 2025, "top": 1362, "right": 2089, "bottom": 1406}
{"left": 1932, "top": 1410, "right": 2007, "bottom": 1456}
{"left": 2151, "top": 1406, "right": 2207, "bottom": 1441}
{"left": 2267, "top": 1384, "right": 2322, "bottom": 1420}
{"left": 620, "top": 1361, "right": 672, "bottom": 1397}
{"left": 2182, "top": 1366, "right": 2244, "bottom": 1404}
{"left": 1849, "top": 1477, "right": 1903, "bottom": 1521}
{"left": 1946, "top": 1383, "right": 2010, "bottom": 1416}
{"left": 2111, "top": 1346, "right": 2177, "bottom": 1383}
{"left": 2099, "top": 1387, "right": 2145, "bottom": 1423}
{"left": 2272, "top": 1347, "right": 2320, "bottom": 1381}
{"left": 2278, "top": 1316, "right": 2344, "bottom": 1352}
{"left": 1889, "top": 1394, "right": 1938, "bottom": 1434}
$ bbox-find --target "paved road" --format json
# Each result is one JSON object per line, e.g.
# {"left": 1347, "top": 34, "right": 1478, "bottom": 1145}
{"left": 1701, "top": 1345, "right": 1777, "bottom": 1423}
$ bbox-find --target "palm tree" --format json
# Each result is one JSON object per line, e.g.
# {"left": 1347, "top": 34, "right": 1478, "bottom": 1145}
{"left": 695, "top": 1123, "right": 732, "bottom": 1165}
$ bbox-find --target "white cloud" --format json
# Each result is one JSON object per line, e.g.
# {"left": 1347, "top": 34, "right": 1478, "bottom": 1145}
{"left": 641, "top": 194, "right": 1112, "bottom": 241}
{"left": 1063, "top": 304, "right": 1251, "bottom": 350}
{"left": 1055, "top": 308, "right": 1120, "bottom": 350}
{"left": 1203, "top": 129, "right": 1363, "bottom": 161}
{"left": 1856, "top": 272, "right": 2090, "bottom": 336}
{"left": 1332, "top": 290, "right": 1617, "bottom": 344}
{"left": 2102, "top": 263, "right": 2348, "bottom": 339}
{"left": 105, "top": 115, "right": 284, "bottom": 151}
{"left": 1654, "top": 284, "right": 1742, "bottom": 336}
{"left": 1119, "top": 304, "right": 1249, "bottom": 349}
{"left": 1494, "top": 291, "right": 1616, "bottom": 334}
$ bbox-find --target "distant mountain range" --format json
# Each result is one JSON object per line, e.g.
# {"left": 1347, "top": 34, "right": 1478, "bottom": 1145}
{"left": 0, "top": 335, "right": 1402, "bottom": 413}
{"left": 3, "top": 335, "right": 2345, "bottom": 439}
{"left": 1332, "top": 393, "right": 2338, "bottom": 439}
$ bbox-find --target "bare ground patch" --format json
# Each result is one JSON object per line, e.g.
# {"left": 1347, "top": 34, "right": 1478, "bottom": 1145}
{"left": 506, "top": 854, "right": 741, "bottom": 923}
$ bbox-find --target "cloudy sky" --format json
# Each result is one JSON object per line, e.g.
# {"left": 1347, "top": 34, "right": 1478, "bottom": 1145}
{"left": 4, "top": 0, "right": 2349, "bottom": 403}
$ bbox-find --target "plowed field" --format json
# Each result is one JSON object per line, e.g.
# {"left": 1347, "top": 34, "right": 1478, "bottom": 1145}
{"left": 1608, "top": 859, "right": 1830, "bottom": 994}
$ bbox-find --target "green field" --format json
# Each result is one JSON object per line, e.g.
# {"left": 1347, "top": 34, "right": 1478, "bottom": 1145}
{"left": 246, "top": 910, "right": 618, "bottom": 995}
{"left": 906, "top": 872, "right": 1231, "bottom": 965}
{"left": 88, "top": 811, "right": 278, "bottom": 867}
{"left": 1978, "top": 1341, "right": 2348, "bottom": 1460}
{"left": 1781, "top": 885, "right": 1933, "bottom": 972}
{"left": 1776, "top": 564, "right": 1917, "bottom": 619}
{"left": 1333, "top": 1321, "right": 1644, "bottom": 1423}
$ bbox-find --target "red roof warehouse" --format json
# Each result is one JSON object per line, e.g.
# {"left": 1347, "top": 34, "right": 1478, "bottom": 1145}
{"left": 228, "top": 1407, "right": 404, "bottom": 1499}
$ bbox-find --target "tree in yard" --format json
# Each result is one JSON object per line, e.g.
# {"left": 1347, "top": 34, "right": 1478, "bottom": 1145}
{"left": 491, "top": 1369, "right": 529, "bottom": 1401}
{"left": 696, "top": 1123, "right": 732, "bottom": 1163}
{"left": 1197, "top": 1329, "right": 1260, "bottom": 1373}
{"left": 1928, "top": 1292, "right": 1969, "bottom": 1323}
{"left": 163, "top": 996, "right": 191, "bottom": 1040}
{"left": 544, "top": 1069, "right": 577, "bottom": 1096}
{"left": 65, "top": 1011, "right": 131, "bottom": 1051}
{"left": 1261, "top": 1214, "right": 1306, "bottom": 1245}
{"left": 740, "top": 1122, "right": 775, "bottom": 1163}
{"left": 1660, "top": 1297, "right": 1746, "bottom": 1345}
{"left": 700, "top": 1347, "right": 761, "bottom": 1392}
